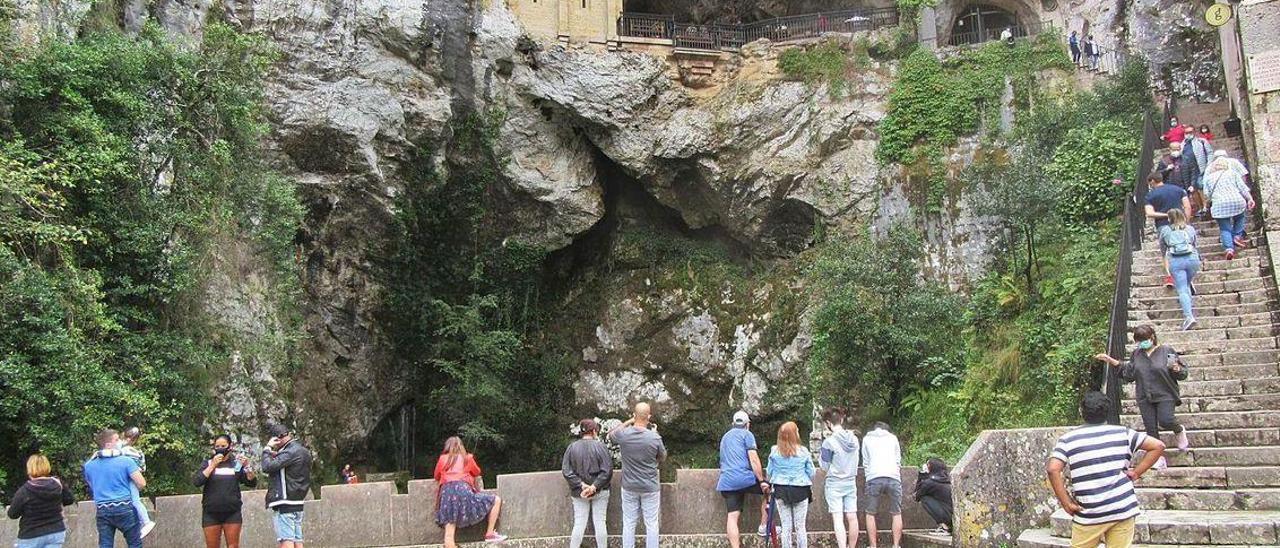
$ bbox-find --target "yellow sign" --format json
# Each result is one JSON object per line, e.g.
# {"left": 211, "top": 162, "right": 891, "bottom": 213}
{"left": 1205, "top": 3, "right": 1232, "bottom": 27}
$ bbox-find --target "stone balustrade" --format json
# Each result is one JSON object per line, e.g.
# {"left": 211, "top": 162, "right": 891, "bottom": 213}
{"left": 951, "top": 427, "right": 1069, "bottom": 548}
{"left": 1, "top": 468, "right": 936, "bottom": 547}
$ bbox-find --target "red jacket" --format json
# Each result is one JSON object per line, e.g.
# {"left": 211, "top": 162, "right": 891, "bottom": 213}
{"left": 433, "top": 454, "right": 482, "bottom": 488}
{"left": 1163, "top": 126, "right": 1185, "bottom": 143}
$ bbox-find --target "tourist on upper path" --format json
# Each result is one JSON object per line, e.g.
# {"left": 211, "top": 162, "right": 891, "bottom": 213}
{"left": 1161, "top": 117, "right": 1184, "bottom": 144}
{"left": 562, "top": 418, "right": 613, "bottom": 548}
{"left": 1204, "top": 154, "right": 1254, "bottom": 260}
{"left": 1047, "top": 391, "right": 1166, "bottom": 548}
{"left": 341, "top": 464, "right": 359, "bottom": 485}
{"left": 1094, "top": 325, "right": 1190, "bottom": 468}
{"left": 1086, "top": 35, "right": 1101, "bottom": 69}
{"left": 1081, "top": 35, "right": 1096, "bottom": 69}
{"left": 609, "top": 402, "right": 667, "bottom": 548}
{"left": 1183, "top": 125, "right": 1215, "bottom": 207}
{"left": 766, "top": 422, "right": 815, "bottom": 548}
{"left": 1198, "top": 124, "right": 1215, "bottom": 143}
{"left": 862, "top": 422, "right": 903, "bottom": 548}
{"left": 716, "top": 411, "right": 770, "bottom": 548}
{"left": 913, "top": 458, "right": 953, "bottom": 536}
{"left": 83, "top": 428, "right": 147, "bottom": 548}
{"left": 1145, "top": 171, "right": 1191, "bottom": 289}
{"left": 1068, "top": 31, "right": 1081, "bottom": 66}
{"left": 432, "top": 436, "right": 507, "bottom": 547}
{"left": 818, "top": 407, "right": 861, "bottom": 548}
{"left": 261, "top": 422, "right": 314, "bottom": 548}
{"left": 6, "top": 454, "right": 75, "bottom": 548}
{"left": 195, "top": 434, "right": 256, "bottom": 548}
{"left": 1157, "top": 209, "right": 1202, "bottom": 330}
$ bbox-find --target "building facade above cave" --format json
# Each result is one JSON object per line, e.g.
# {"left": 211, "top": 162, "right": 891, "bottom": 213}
{"left": 505, "top": 0, "right": 623, "bottom": 44}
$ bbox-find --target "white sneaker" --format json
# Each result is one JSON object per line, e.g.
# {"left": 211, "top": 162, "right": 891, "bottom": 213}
{"left": 140, "top": 521, "right": 156, "bottom": 538}
{"left": 1154, "top": 456, "right": 1168, "bottom": 470}
{"left": 758, "top": 524, "right": 768, "bottom": 537}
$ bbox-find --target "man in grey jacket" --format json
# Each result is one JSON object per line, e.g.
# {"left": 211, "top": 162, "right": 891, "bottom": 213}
{"left": 862, "top": 422, "right": 902, "bottom": 548}
{"left": 261, "top": 422, "right": 312, "bottom": 548}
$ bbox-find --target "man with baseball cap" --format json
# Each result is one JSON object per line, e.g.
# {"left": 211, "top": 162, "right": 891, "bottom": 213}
{"left": 717, "top": 411, "right": 770, "bottom": 548}
{"left": 260, "top": 422, "right": 312, "bottom": 548}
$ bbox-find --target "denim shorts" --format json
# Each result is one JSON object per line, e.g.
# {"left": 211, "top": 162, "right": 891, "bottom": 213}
{"left": 273, "top": 510, "right": 305, "bottom": 542}
{"left": 824, "top": 479, "right": 858, "bottom": 514}
{"left": 15, "top": 530, "right": 66, "bottom": 548}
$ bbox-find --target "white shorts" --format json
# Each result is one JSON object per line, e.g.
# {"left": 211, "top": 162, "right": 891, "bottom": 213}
{"left": 825, "top": 479, "right": 858, "bottom": 514}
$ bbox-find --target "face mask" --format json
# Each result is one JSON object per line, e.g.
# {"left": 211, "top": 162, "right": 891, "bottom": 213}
{"left": 1171, "top": 151, "right": 1182, "bottom": 158}
{"left": 214, "top": 447, "right": 230, "bottom": 456}
{"left": 1138, "top": 340, "right": 1154, "bottom": 350}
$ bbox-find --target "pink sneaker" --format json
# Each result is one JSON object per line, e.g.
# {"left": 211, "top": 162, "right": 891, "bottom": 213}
{"left": 1176, "top": 430, "right": 1190, "bottom": 450}
{"left": 485, "top": 532, "right": 508, "bottom": 543}
{"left": 1153, "top": 456, "right": 1168, "bottom": 470}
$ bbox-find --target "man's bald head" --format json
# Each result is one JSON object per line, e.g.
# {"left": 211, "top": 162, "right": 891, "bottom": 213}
{"left": 634, "top": 402, "right": 651, "bottom": 420}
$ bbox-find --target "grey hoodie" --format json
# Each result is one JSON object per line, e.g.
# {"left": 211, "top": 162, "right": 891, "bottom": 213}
{"left": 819, "top": 426, "right": 860, "bottom": 483}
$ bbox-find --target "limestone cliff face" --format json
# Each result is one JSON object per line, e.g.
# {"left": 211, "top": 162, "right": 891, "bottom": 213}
{"left": 7, "top": 0, "right": 1223, "bottom": 460}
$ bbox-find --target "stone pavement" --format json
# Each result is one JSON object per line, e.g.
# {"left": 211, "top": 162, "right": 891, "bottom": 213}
{"left": 384, "top": 531, "right": 953, "bottom": 548}
{"left": 1019, "top": 107, "right": 1280, "bottom": 546}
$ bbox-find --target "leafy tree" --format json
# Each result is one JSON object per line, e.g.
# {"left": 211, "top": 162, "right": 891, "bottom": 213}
{"left": 807, "top": 226, "right": 966, "bottom": 420}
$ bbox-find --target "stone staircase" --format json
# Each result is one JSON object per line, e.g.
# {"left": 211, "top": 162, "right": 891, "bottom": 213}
{"left": 1019, "top": 113, "right": 1280, "bottom": 545}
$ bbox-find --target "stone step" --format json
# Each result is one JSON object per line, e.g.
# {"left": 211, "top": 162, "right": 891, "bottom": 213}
{"left": 1130, "top": 278, "right": 1273, "bottom": 299}
{"left": 1139, "top": 487, "right": 1280, "bottom": 511}
{"left": 1134, "top": 246, "right": 1263, "bottom": 267}
{"left": 1123, "top": 410, "right": 1280, "bottom": 430}
{"left": 1134, "top": 255, "right": 1267, "bottom": 275}
{"left": 1122, "top": 393, "right": 1280, "bottom": 415}
{"left": 1124, "top": 377, "right": 1280, "bottom": 399}
{"left": 1133, "top": 267, "right": 1270, "bottom": 288}
{"left": 1186, "top": 363, "right": 1280, "bottom": 382}
{"left": 1050, "top": 509, "right": 1280, "bottom": 544}
{"left": 1131, "top": 311, "right": 1276, "bottom": 332}
{"left": 1125, "top": 323, "right": 1280, "bottom": 345}
{"left": 1134, "top": 241, "right": 1263, "bottom": 262}
{"left": 1129, "top": 288, "right": 1273, "bottom": 311}
{"left": 1158, "top": 427, "right": 1280, "bottom": 448}
{"left": 1153, "top": 446, "right": 1280, "bottom": 468}
{"left": 1129, "top": 301, "right": 1274, "bottom": 321}
{"left": 1175, "top": 350, "right": 1280, "bottom": 370}
{"left": 1124, "top": 336, "right": 1278, "bottom": 356}
{"left": 1017, "top": 528, "right": 1192, "bottom": 548}
{"left": 1135, "top": 466, "right": 1280, "bottom": 489}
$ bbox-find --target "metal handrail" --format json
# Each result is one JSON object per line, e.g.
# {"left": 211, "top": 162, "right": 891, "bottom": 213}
{"left": 1099, "top": 111, "right": 1159, "bottom": 424}
{"left": 618, "top": 8, "right": 900, "bottom": 51}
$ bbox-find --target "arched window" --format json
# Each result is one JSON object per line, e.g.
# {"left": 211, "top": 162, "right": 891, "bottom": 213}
{"left": 949, "top": 3, "right": 1024, "bottom": 46}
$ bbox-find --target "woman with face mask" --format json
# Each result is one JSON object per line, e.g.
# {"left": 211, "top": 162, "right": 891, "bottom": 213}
{"left": 1094, "top": 325, "right": 1189, "bottom": 469}
{"left": 194, "top": 435, "right": 256, "bottom": 548}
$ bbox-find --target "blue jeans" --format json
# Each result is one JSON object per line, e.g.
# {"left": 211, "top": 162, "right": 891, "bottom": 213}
{"left": 1217, "top": 213, "right": 1246, "bottom": 250}
{"left": 129, "top": 482, "right": 151, "bottom": 525}
{"left": 273, "top": 510, "right": 304, "bottom": 542}
{"left": 15, "top": 530, "right": 66, "bottom": 548}
{"left": 95, "top": 503, "right": 142, "bottom": 548}
{"left": 1169, "top": 254, "right": 1201, "bottom": 321}
{"left": 620, "top": 489, "right": 660, "bottom": 548}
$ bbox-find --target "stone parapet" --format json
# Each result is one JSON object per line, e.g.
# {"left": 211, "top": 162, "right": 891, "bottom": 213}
{"left": 951, "top": 427, "right": 1069, "bottom": 548}
{"left": 1, "top": 467, "right": 934, "bottom": 547}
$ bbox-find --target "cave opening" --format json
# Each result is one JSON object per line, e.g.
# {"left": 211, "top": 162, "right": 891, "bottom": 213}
{"left": 947, "top": 3, "right": 1026, "bottom": 46}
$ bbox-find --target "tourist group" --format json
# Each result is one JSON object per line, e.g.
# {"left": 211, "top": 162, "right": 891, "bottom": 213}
{"left": 6, "top": 405, "right": 954, "bottom": 548}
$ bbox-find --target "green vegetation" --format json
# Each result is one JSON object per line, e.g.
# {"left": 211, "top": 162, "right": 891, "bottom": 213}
{"left": 876, "top": 34, "right": 1072, "bottom": 213}
{"left": 810, "top": 57, "right": 1152, "bottom": 464}
{"left": 379, "top": 111, "right": 575, "bottom": 474}
{"left": 0, "top": 24, "right": 300, "bottom": 495}
{"left": 777, "top": 40, "right": 869, "bottom": 96}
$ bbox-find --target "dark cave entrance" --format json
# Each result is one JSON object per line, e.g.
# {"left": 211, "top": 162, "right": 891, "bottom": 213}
{"left": 948, "top": 3, "right": 1026, "bottom": 46}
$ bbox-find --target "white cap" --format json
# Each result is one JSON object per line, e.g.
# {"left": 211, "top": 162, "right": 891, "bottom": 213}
{"left": 1212, "top": 149, "right": 1227, "bottom": 159}
{"left": 732, "top": 411, "right": 750, "bottom": 427}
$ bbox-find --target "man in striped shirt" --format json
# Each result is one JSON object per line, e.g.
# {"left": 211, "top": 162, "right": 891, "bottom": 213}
{"left": 1047, "top": 391, "right": 1166, "bottom": 548}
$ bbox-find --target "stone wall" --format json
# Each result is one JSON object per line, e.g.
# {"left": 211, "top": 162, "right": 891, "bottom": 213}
{"left": 1242, "top": 0, "right": 1280, "bottom": 247}
{"left": 950, "top": 427, "right": 1069, "bottom": 548}
{"left": 0, "top": 468, "right": 935, "bottom": 548}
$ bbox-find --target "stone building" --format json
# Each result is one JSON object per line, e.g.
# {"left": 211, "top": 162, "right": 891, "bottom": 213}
{"left": 506, "top": 0, "right": 623, "bottom": 43}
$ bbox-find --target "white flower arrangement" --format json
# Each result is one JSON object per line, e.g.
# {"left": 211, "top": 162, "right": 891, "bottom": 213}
{"left": 569, "top": 417, "right": 624, "bottom": 464}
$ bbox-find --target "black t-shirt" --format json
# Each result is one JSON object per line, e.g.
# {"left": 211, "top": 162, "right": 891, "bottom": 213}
{"left": 1145, "top": 184, "right": 1187, "bottom": 227}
